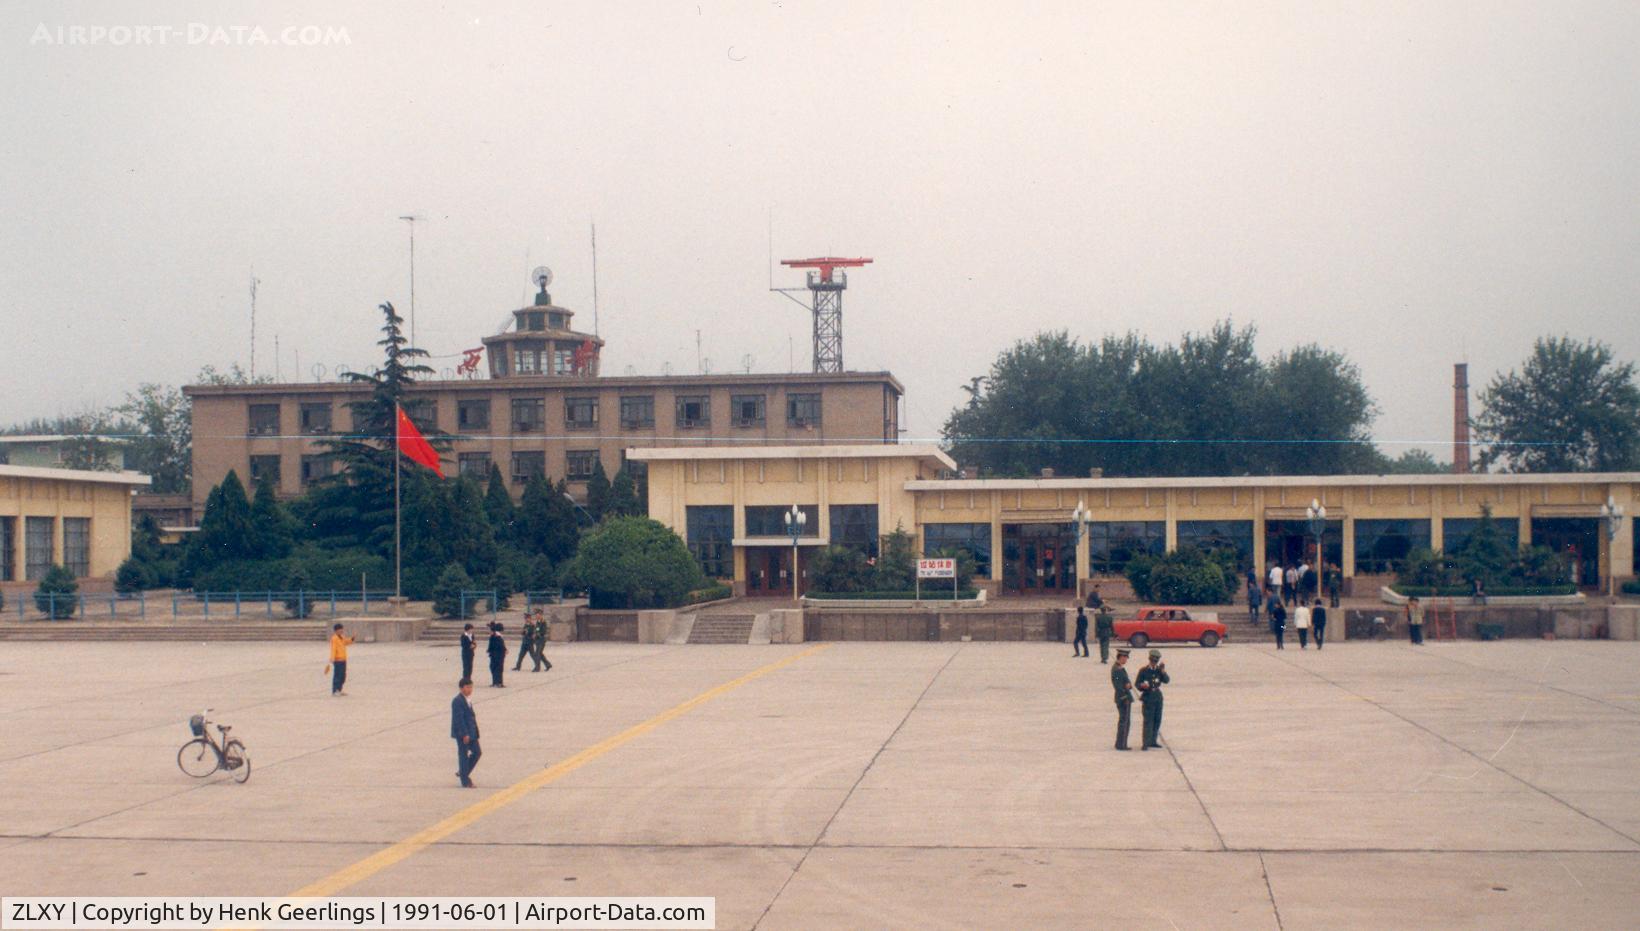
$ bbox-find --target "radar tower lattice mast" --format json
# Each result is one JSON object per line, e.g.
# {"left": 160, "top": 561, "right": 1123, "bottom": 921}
{"left": 773, "top": 256, "right": 873, "bottom": 373}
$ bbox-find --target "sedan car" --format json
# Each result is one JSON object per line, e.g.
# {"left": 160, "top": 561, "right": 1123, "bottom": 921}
{"left": 1112, "top": 606, "right": 1228, "bottom": 648}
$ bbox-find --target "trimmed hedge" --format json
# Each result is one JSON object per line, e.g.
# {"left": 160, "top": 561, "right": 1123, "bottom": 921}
{"left": 683, "top": 583, "right": 734, "bottom": 605}
{"left": 192, "top": 549, "right": 391, "bottom": 594}
{"left": 804, "top": 589, "right": 981, "bottom": 601}
{"left": 1392, "top": 584, "right": 1578, "bottom": 598}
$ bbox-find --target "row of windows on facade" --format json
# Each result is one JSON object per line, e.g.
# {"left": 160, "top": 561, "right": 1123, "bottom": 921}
{"left": 673, "top": 514, "right": 1577, "bottom": 580}
{"left": 0, "top": 516, "right": 92, "bottom": 582}
{"left": 247, "top": 394, "right": 824, "bottom": 437}
{"left": 246, "top": 451, "right": 648, "bottom": 487}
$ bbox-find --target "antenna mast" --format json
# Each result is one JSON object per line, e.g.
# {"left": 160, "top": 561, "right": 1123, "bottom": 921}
{"left": 590, "top": 222, "right": 600, "bottom": 337}
{"left": 249, "top": 272, "right": 259, "bottom": 378}
{"left": 771, "top": 256, "right": 873, "bottom": 373}
{"left": 399, "top": 215, "right": 420, "bottom": 346}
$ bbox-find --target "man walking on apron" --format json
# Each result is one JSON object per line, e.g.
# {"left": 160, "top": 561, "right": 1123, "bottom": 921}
{"left": 1073, "top": 607, "right": 1090, "bottom": 657}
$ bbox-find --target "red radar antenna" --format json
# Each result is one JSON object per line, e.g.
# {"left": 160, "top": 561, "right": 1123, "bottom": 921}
{"left": 773, "top": 256, "right": 873, "bottom": 373}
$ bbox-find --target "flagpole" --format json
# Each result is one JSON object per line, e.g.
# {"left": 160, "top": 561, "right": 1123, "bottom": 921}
{"left": 394, "top": 403, "right": 403, "bottom": 611}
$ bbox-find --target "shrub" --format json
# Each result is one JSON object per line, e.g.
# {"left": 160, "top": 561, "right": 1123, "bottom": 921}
{"left": 526, "top": 553, "right": 557, "bottom": 592}
{"left": 489, "top": 566, "right": 515, "bottom": 611}
{"left": 928, "top": 546, "right": 978, "bottom": 591}
{"left": 809, "top": 545, "right": 872, "bottom": 593}
{"left": 683, "top": 583, "right": 734, "bottom": 605}
{"left": 35, "top": 565, "right": 79, "bottom": 619}
{"left": 284, "top": 564, "right": 314, "bottom": 618}
{"left": 559, "top": 516, "right": 705, "bottom": 609}
{"left": 872, "top": 525, "right": 917, "bottom": 591}
{"left": 1624, "top": 579, "right": 1640, "bottom": 596}
{"left": 1124, "top": 546, "right": 1233, "bottom": 604}
{"left": 115, "top": 558, "right": 151, "bottom": 594}
{"left": 432, "top": 564, "right": 473, "bottom": 618}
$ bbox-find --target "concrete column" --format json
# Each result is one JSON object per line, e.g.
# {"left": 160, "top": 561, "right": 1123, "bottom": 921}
{"left": 1252, "top": 488, "right": 1267, "bottom": 575}
{"left": 990, "top": 492, "right": 1004, "bottom": 582}
{"left": 1342, "top": 516, "right": 1357, "bottom": 577}
{"left": 1612, "top": 486, "right": 1635, "bottom": 582}
{"left": 1429, "top": 483, "right": 1445, "bottom": 555}
{"left": 1164, "top": 488, "right": 1178, "bottom": 551}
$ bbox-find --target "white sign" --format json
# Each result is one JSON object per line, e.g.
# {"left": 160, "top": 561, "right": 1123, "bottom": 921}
{"left": 917, "top": 558, "right": 956, "bottom": 579}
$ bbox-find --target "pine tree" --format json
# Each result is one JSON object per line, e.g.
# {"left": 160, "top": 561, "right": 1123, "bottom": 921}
{"left": 483, "top": 465, "right": 516, "bottom": 545}
{"left": 249, "top": 472, "right": 296, "bottom": 559}
{"left": 518, "top": 475, "right": 581, "bottom": 564}
{"left": 608, "top": 467, "right": 641, "bottom": 517}
{"left": 185, "top": 470, "right": 254, "bottom": 576}
{"left": 586, "top": 460, "right": 612, "bottom": 521}
{"left": 432, "top": 563, "right": 473, "bottom": 618}
{"left": 872, "top": 524, "right": 918, "bottom": 591}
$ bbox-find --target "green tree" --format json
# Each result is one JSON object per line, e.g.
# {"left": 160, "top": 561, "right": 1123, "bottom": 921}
{"left": 808, "top": 545, "right": 873, "bottom": 593}
{"left": 872, "top": 524, "right": 918, "bottom": 591}
{"left": 943, "top": 323, "right": 1382, "bottom": 477}
{"left": 1449, "top": 506, "right": 1513, "bottom": 584}
{"left": 585, "top": 460, "right": 612, "bottom": 521}
{"left": 432, "top": 563, "right": 474, "bottom": 618}
{"left": 518, "top": 475, "right": 579, "bottom": 563}
{"left": 559, "top": 516, "right": 705, "bottom": 609}
{"left": 184, "top": 470, "right": 254, "bottom": 579}
{"left": 1381, "top": 449, "right": 1449, "bottom": 474}
{"left": 607, "top": 467, "right": 641, "bottom": 517}
{"left": 115, "top": 558, "right": 151, "bottom": 594}
{"left": 35, "top": 565, "right": 79, "bottom": 619}
{"left": 249, "top": 473, "right": 296, "bottom": 559}
{"left": 488, "top": 565, "right": 515, "bottom": 611}
{"left": 1474, "top": 336, "right": 1640, "bottom": 472}
{"left": 115, "top": 383, "right": 192, "bottom": 494}
{"left": 284, "top": 564, "right": 314, "bottom": 618}
{"left": 482, "top": 465, "right": 517, "bottom": 545}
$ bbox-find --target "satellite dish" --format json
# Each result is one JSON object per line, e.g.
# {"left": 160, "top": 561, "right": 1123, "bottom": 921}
{"left": 530, "top": 265, "right": 553, "bottom": 289}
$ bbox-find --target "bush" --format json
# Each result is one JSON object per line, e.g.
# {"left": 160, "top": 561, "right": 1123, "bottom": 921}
{"left": 35, "top": 565, "right": 79, "bottom": 619}
{"left": 526, "top": 553, "right": 557, "bottom": 591}
{"left": 1393, "top": 584, "right": 1578, "bottom": 598}
{"left": 115, "top": 558, "right": 151, "bottom": 594}
{"left": 1126, "top": 546, "right": 1234, "bottom": 604}
{"left": 191, "top": 549, "right": 392, "bottom": 595}
{"left": 489, "top": 566, "right": 515, "bottom": 611}
{"left": 927, "top": 546, "right": 978, "bottom": 590}
{"left": 284, "top": 565, "right": 314, "bottom": 618}
{"left": 683, "top": 583, "right": 734, "bottom": 605}
{"left": 432, "top": 564, "right": 473, "bottom": 618}
{"left": 872, "top": 525, "right": 918, "bottom": 591}
{"left": 559, "top": 516, "right": 705, "bottom": 609}
{"left": 1624, "top": 579, "right": 1640, "bottom": 595}
{"left": 809, "top": 545, "right": 872, "bottom": 593}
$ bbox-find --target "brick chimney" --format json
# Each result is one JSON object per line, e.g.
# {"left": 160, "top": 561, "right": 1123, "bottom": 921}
{"left": 1453, "top": 363, "right": 1471, "bottom": 474}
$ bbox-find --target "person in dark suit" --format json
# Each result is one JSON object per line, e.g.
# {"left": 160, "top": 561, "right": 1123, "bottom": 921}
{"left": 451, "top": 678, "right": 481, "bottom": 788}
{"left": 1072, "top": 607, "right": 1089, "bottom": 657}
{"left": 487, "top": 623, "right": 508, "bottom": 687}
{"left": 1311, "top": 598, "right": 1328, "bottom": 650}
{"left": 459, "top": 623, "right": 476, "bottom": 680}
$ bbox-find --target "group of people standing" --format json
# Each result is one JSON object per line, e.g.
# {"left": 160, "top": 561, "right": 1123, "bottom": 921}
{"left": 451, "top": 610, "right": 553, "bottom": 788}
{"left": 1109, "top": 648, "right": 1169, "bottom": 751}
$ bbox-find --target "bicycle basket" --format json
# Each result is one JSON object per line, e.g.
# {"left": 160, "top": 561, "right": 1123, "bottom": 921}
{"left": 188, "top": 714, "right": 205, "bottom": 737}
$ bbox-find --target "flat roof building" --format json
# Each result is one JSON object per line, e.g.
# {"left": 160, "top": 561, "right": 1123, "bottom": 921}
{"left": 0, "top": 464, "right": 150, "bottom": 589}
{"left": 184, "top": 275, "right": 903, "bottom": 514}
{"left": 632, "top": 445, "right": 1640, "bottom": 598}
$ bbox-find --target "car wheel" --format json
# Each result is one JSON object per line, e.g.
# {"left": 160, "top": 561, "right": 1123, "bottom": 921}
{"left": 1129, "top": 632, "right": 1148, "bottom": 648}
{"left": 1200, "top": 631, "right": 1220, "bottom": 648}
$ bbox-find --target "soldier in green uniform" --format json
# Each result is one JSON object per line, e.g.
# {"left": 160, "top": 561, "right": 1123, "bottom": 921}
{"left": 1111, "top": 648, "right": 1134, "bottom": 751}
{"left": 532, "top": 614, "right": 551, "bottom": 671}
{"left": 1094, "top": 606, "right": 1115, "bottom": 663}
{"left": 1136, "top": 649, "right": 1170, "bottom": 750}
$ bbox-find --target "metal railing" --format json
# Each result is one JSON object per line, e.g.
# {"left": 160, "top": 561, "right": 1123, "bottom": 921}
{"left": 175, "top": 591, "right": 398, "bottom": 619}
{"left": 10, "top": 591, "right": 149, "bottom": 620}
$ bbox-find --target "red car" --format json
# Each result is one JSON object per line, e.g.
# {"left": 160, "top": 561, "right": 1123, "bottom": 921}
{"left": 1113, "top": 607, "right": 1228, "bottom": 648}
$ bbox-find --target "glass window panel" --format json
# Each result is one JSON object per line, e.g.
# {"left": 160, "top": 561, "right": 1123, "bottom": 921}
{"left": 922, "top": 522, "right": 991, "bottom": 578}
{"left": 745, "top": 505, "right": 818, "bottom": 537}
{"left": 686, "top": 506, "right": 733, "bottom": 578}
{"left": 1354, "top": 519, "right": 1433, "bottom": 573}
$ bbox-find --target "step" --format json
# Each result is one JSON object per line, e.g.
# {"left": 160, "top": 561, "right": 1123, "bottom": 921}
{"left": 688, "top": 614, "right": 756, "bottom": 644}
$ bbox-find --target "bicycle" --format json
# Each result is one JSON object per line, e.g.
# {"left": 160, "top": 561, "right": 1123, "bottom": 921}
{"left": 177, "top": 709, "right": 251, "bottom": 783}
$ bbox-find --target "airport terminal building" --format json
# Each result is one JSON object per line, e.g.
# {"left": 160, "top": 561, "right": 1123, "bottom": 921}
{"left": 631, "top": 445, "right": 1640, "bottom": 598}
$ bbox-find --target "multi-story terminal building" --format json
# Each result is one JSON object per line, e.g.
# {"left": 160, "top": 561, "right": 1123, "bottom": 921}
{"left": 184, "top": 278, "right": 903, "bottom": 515}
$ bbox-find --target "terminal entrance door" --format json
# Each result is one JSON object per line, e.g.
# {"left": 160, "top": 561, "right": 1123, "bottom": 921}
{"left": 746, "top": 547, "right": 800, "bottom": 597}
{"left": 1530, "top": 518, "right": 1600, "bottom": 587}
{"left": 1002, "top": 523, "right": 1076, "bottom": 594}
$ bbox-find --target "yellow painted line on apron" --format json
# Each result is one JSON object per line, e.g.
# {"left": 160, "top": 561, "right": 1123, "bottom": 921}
{"left": 290, "top": 643, "right": 833, "bottom": 899}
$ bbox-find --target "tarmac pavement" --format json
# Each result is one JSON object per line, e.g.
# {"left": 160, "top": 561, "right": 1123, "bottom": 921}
{"left": 2, "top": 638, "right": 1638, "bottom": 929}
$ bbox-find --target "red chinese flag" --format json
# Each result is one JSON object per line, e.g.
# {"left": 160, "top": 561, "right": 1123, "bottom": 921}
{"left": 396, "top": 405, "right": 444, "bottom": 477}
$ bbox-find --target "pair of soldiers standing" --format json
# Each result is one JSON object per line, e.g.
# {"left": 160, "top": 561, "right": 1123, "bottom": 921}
{"left": 1109, "top": 648, "right": 1169, "bottom": 751}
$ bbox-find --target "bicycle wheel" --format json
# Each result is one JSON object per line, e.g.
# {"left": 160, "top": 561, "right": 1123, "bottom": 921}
{"left": 223, "top": 739, "right": 251, "bottom": 784}
{"left": 177, "top": 738, "right": 219, "bottom": 778}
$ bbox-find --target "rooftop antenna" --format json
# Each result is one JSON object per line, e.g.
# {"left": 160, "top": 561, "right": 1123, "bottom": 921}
{"left": 274, "top": 333, "right": 280, "bottom": 382}
{"left": 696, "top": 329, "right": 703, "bottom": 374}
{"left": 771, "top": 256, "right": 873, "bottom": 372}
{"left": 248, "top": 272, "right": 259, "bottom": 379}
{"left": 398, "top": 214, "right": 420, "bottom": 347}
{"left": 590, "top": 221, "right": 600, "bottom": 337}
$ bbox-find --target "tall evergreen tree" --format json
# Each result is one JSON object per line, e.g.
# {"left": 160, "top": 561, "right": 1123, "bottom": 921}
{"left": 483, "top": 465, "right": 517, "bottom": 544}
{"left": 607, "top": 467, "right": 641, "bottom": 517}
{"left": 585, "top": 459, "right": 612, "bottom": 521}
{"left": 249, "top": 472, "right": 296, "bottom": 559}
{"left": 518, "top": 474, "right": 580, "bottom": 564}
{"left": 184, "top": 470, "right": 254, "bottom": 576}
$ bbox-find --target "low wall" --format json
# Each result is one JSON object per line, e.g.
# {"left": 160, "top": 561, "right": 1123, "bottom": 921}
{"left": 803, "top": 608, "right": 1061, "bottom": 642}
{"left": 339, "top": 617, "right": 425, "bottom": 642}
{"left": 574, "top": 609, "right": 639, "bottom": 642}
{"left": 1342, "top": 605, "right": 1638, "bottom": 640}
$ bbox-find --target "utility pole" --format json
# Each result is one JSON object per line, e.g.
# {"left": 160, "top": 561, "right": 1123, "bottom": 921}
{"left": 399, "top": 215, "right": 420, "bottom": 347}
{"left": 248, "top": 273, "right": 259, "bottom": 378}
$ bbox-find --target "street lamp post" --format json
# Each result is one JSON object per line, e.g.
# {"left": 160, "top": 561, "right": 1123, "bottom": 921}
{"left": 785, "top": 504, "right": 807, "bottom": 604}
{"left": 1600, "top": 495, "right": 1626, "bottom": 599}
{"left": 1306, "top": 499, "right": 1327, "bottom": 601}
{"left": 1072, "top": 499, "right": 1090, "bottom": 600}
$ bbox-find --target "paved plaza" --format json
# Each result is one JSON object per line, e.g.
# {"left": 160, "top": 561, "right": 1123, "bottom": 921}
{"left": 2, "top": 637, "right": 1639, "bottom": 929}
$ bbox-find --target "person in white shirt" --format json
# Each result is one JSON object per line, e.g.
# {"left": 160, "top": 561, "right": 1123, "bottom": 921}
{"left": 1268, "top": 564, "right": 1284, "bottom": 592}
{"left": 1294, "top": 601, "right": 1312, "bottom": 649}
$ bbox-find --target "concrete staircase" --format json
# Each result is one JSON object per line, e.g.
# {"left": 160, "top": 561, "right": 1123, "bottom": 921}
{"left": 688, "top": 613, "right": 757, "bottom": 644}
{"left": 420, "top": 619, "right": 478, "bottom": 643}
{"left": 0, "top": 621, "right": 330, "bottom": 642}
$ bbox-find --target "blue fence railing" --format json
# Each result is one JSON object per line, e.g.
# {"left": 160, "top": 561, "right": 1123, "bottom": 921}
{"left": 9, "top": 587, "right": 568, "bottom": 621}
{"left": 11, "top": 592, "right": 149, "bottom": 620}
{"left": 178, "top": 591, "right": 399, "bottom": 619}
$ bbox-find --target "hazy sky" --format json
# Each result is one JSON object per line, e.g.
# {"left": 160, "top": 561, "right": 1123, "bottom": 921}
{"left": 3, "top": 1, "right": 1637, "bottom": 459}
